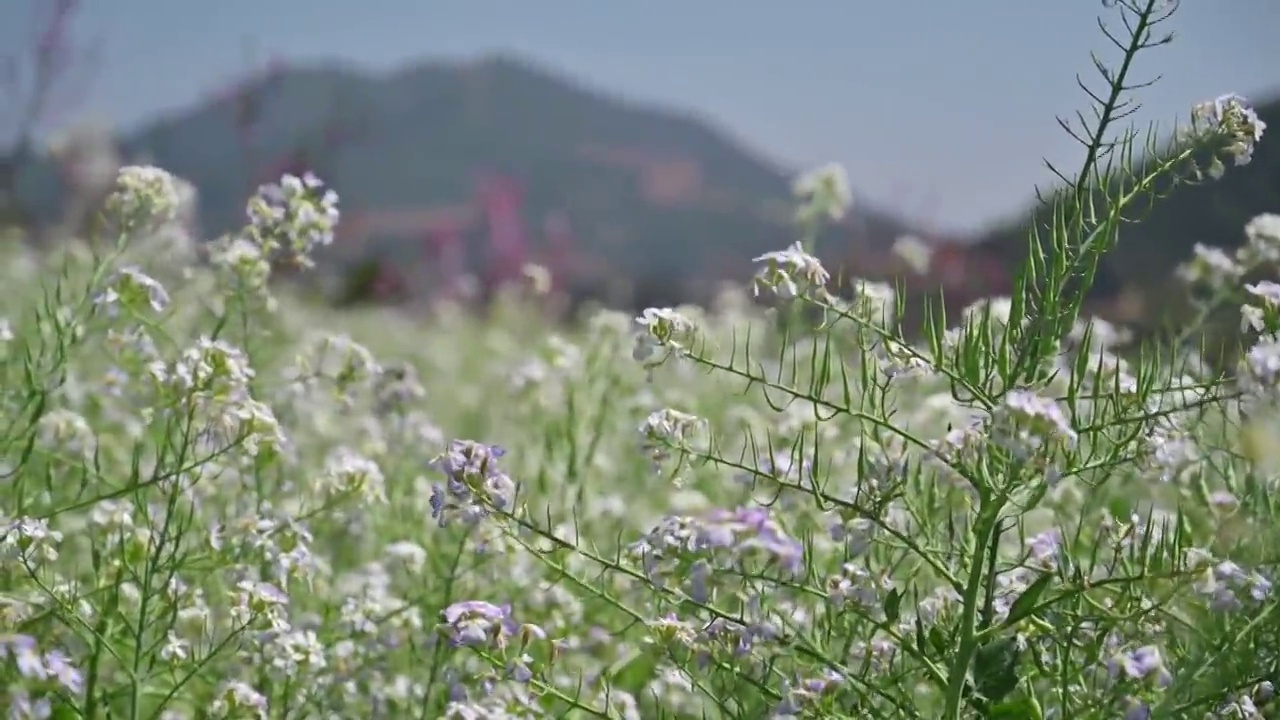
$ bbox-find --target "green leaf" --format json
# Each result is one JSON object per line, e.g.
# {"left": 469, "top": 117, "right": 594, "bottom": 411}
{"left": 606, "top": 647, "right": 661, "bottom": 697}
{"left": 51, "top": 704, "right": 82, "bottom": 720}
{"left": 884, "top": 587, "right": 903, "bottom": 624}
{"left": 928, "top": 625, "right": 951, "bottom": 655}
{"left": 913, "top": 613, "right": 929, "bottom": 658}
{"left": 987, "top": 696, "right": 1043, "bottom": 720}
{"left": 972, "top": 637, "right": 1023, "bottom": 708}
{"left": 1004, "top": 572, "right": 1054, "bottom": 626}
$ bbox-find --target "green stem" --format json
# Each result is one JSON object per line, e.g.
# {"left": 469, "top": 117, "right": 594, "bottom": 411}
{"left": 1012, "top": 0, "right": 1161, "bottom": 384}
{"left": 941, "top": 498, "right": 1002, "bottom": 719}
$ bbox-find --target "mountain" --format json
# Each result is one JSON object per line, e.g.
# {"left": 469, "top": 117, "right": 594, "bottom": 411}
{"left": 16, "top": 54, "right": 922, "bottom": 308}
{"left": 965, "top": 94, "right": 1280, "bottom": 329}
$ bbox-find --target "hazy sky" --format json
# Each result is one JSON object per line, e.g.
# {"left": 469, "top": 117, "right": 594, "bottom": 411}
{"left": 4, "top": 0, "right": 1277, "bottom": 232}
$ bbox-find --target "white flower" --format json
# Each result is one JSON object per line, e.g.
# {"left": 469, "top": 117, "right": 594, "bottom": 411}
{"left": 1177, "top": 243, "right": 1242, "bottom": 287}
{"left": 892, "top": 235, "right": 933, "bottom": 275}
{"left": 105, "top": 165, "right": 181, "bottom": 226}
{"left": 1241, "top": 214, "right": 1280, "bottom": 268}
{"left": 634, "top": 307, "right": 698, "bottom": 367}
{"left": 792, "top": 163, "right": 853, "bottom": 221}
{"left": 95, "top": 266, "right": 171, "bottom": 315}
{"left": 384, "top": 541, "right": 428, "bottom": 573}
{"left": 752, "top": 242, "right": 830, "bottom": 299}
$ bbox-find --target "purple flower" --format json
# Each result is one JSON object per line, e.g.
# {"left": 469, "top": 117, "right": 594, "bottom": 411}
{"left": 506, "top": 656, "right": 534, "bottom": 683}
{"left": 775, "top": 668, "right": 846, "bottom": 716}
{"left": 436, "top": 440, "right": 506, "bottom": 481}
{"left": 440, "top": 600, "right": 525, "bottom": 650}
{"left": 629, "top": 505, "right": 806, "bottom": 603}
{"left": 7, "top": 689, "right": 52, "bottom": 720}
{"left": 688, "top": 559, "right": 712, "bottom": 603}
{"left": 0, "top": 634, "right": 85, "bottom": 695}
{"left": 429, "top": 440, "right": 517, "bottom": 527}
{"left": 699, "top": 506, "right": 805, "bottom": 573}
{"left": 1198, "top": 560, "right": 1273, "bottom": 611}
{"left": 442, "top": 600, "right": 508, "bottom": 626}
{"left": 702, "top": 616, "right": 780, "bottom": 658}
{"left": 0, "top": 635, "right": 45, "bottom": 680}
{"left": 43, "top": 649, "right": 84, "bottom": 694}
{"left": 1108, "top": 645, "right": 1171, "bottom": 687}
{"left": 799, "top": 669, "right": 844, "bottom": 695}
{"left": 1025, "top": 528, "right": 1062, "bottom": 569}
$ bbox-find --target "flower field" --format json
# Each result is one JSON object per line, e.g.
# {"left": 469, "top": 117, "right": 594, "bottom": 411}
{"left": 3, "top": 2, "right": 1280, "bottom": 718}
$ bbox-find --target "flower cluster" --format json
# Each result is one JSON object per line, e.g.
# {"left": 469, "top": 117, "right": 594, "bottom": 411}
{"left": 991, "top": 389, "right": 1078, "bottom": 462}
{"left": 429, "top": 440, "right": 518, "bottom": 527}
{"left": 792, "top": 162, "right": 853, "bottom": 222}
{"left": 1191, "top": 93, "right": 1268, "bottom": 169}
{"left": 0, "top": 634, "right": 85, "bottom": 719}
{"left": 94, "top": 265, "right": 171, "bottom": 316}
{"left": 1192, "top": 559, "right": 1274, "bottom": 612}
{"left": 439, "top": 600, "right": 521, "bottom": 649}
{"left": 633, "top": 306, "right": 699, "bottom": 372}
{"left": 103, "top": 164, "right": 182, "bottom": 228}
{"left": 638, "top": 407, "right": 706, "bottom": 470}
{"left": 244, "top": 172, "right": 341, "bottom": 268}
{"left": 629, "top": 506, "right": 804, "bottom": 602}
